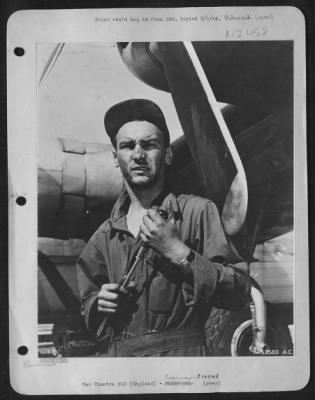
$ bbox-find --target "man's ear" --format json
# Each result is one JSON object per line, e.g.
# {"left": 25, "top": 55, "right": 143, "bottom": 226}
{"left": 165, "top": 146, "right": 173, "bottom": 166}
{"left": 112, "top": 150, "right": 119, "bottom": 168}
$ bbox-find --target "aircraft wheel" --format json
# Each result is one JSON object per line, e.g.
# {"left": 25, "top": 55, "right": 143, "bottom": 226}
{"left": 205, "top": 303, "right": 293, "bottom": 356}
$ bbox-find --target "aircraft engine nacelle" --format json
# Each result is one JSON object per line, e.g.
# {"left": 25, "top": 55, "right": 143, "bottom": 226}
{"left": 118, "top": 42, "right": 169, "bottom": 92}
{"left": 38, "top": 138, "right": 123, "bottom": 240}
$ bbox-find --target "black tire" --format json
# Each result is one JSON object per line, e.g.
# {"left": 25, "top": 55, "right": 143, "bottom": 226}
{"left": 205, "top": 303, "right": 293, "bottom": 356}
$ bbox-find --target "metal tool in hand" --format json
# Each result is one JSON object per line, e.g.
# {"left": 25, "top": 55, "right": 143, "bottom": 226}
{"left": 96, "top": 208, "right": 168, "bottom": 343}
{"left": 120, "top": 208, "right": 168, "bottom": 289}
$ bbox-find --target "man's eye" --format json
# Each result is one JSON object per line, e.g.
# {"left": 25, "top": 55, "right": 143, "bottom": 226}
{"left": 119, "top": 143, "right": 134, "bottom": 149}
{"left": 142, "top": 142, "right": 158, "bottom": 150}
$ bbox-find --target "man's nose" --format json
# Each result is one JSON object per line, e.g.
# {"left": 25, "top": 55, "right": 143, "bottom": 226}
{"left": 132, "top": 144, "right": 145, "bottom": 160}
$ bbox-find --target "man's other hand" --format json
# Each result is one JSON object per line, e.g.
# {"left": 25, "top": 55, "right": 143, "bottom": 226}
{"left": 97, "top": 282, "right": 136, "bottom": 314}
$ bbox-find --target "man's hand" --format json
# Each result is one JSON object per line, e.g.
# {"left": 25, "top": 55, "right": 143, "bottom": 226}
{"left": 140, "top": 200, "right": 190, "bottom": 264}
{"left": 97, "top": 282, "right": 136, "bottom": 315}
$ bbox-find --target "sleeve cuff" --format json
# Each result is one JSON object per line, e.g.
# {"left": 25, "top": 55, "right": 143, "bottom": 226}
{"left": 81, "top": 292, "right": 103, "bottom": 337}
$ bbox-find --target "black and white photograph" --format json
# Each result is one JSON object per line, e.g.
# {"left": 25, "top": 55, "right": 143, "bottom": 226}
{"left": 7, "top": 7, "right": 309, "bottom": 394}
{"left": 37, "top": 40, "right": 294, "bottom": 359}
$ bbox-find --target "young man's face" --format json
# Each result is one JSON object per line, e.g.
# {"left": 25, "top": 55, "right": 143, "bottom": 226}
{"left": 113, "top": 120, "right": 171, "bottom": 190}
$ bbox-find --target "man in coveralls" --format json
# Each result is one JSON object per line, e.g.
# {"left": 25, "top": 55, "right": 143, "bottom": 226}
{"left": 76, "top": 99, "right": 251, "bottom": 357}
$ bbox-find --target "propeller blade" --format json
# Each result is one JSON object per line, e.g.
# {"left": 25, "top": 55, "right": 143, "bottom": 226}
{"left": 159, "top": 42, "right": 248, "bottom": 235}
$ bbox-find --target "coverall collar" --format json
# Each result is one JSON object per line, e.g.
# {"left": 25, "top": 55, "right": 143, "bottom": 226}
{"left": 109, "top": 186, "right": 180, "bottom": 234}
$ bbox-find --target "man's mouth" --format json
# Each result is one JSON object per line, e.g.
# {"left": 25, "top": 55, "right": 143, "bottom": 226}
{"left": 132, "top": 166, "right": 149, "bottom": 172}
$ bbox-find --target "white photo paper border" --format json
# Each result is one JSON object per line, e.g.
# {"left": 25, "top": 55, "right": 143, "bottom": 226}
{"left": 7, "top": 6, "right": 308, "bottom": 394}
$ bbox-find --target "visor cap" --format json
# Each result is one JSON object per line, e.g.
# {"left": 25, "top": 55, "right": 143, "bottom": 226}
{"left": 104, "top": 99, "right": 170, "bottom": 146}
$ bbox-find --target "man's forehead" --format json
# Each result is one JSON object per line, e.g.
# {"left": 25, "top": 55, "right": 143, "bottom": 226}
{"left": 116, "top": 120, "right": 164, "bottom": 142}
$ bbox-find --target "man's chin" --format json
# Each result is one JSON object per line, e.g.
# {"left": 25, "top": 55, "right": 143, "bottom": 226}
{"left": 128, "top": 177, "right": 156, "bottom": 190}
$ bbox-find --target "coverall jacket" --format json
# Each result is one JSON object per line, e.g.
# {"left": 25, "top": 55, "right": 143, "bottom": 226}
{"left": 76, "top": 190, "right": 251, "bottom": 356}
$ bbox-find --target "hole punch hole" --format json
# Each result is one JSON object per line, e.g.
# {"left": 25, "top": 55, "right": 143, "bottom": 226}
{"left": 16, "top": 196, "right": 26, "bottom": 206}
{"left": 17, "top": 346, "right": 28, "bottom": 356}
{"left": 14, "top": 47, "right": 25, "bottom": 57}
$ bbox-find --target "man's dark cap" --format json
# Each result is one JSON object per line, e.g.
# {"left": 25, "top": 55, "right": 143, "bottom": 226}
{"left": 104, "top": 99, "right": 170, "bottom": 146}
